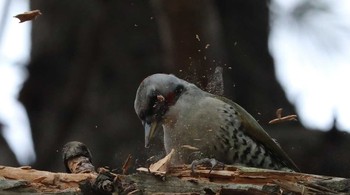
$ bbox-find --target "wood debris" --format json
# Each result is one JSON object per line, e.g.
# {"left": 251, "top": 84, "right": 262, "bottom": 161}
{"left": 1, "top": 163, "right": 350, "bottom": 194}
{"left": 0, "top": 166, "right": 96, "bottom": 193}
{"left": 137, "top": 148, "right": 175, "bottom": 177}
{"left": 207, "top": 66, "right": 224, "bottom": 96}
{"left": 181, "top": 145, "right": 199, "bottom": 151}
{"left": 122, "top": 154, "right": 133, "bottom": 174}
{"left": 195, "top": 34, "right": 200, "bottom": 42}
{"left": 148, "top": 148, "right": 174, "bottom": 173}
{"left": 14, "top": 10, "right": 42, "bottom": 23}
{"left": 2, "top": 142, "right": 350, "bottom": 194}
{"left": 269, "top": 108, "right": 298, "bottom": 124}
{"left": 156, "top": 94, "right": 165, "bottom": 102}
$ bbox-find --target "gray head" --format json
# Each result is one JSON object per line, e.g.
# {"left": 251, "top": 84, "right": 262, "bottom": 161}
{"left": 134, "top": 74, "right": 188, "bottom": 147}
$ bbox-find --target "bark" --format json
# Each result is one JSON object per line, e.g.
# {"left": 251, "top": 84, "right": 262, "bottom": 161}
{"left": 0, "top": 165, "right": 94, "bottom": 194}
{"left": 1, "top": 165, "right": 349, "bottom": 194}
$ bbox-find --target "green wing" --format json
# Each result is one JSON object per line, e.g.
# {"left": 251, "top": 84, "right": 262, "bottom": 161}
{"left": 214, "top": 95, "right": 299, "bottom": 171}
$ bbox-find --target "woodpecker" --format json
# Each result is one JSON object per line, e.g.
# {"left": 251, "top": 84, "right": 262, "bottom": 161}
{"left": 134, "top": 73, "right": 299, "bottom": 171}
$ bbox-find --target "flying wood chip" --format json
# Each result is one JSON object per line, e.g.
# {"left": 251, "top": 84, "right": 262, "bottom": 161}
{"left": 269, "top": 108, "right": 298, "bottom": 124}
{"left": 14, "top": 10, "right": 42, "bottom": 23}
{"left": 181, "top": 144, "right": 199, "bottom": 151}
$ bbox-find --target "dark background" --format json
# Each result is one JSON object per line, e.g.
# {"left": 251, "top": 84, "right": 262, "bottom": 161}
{"left": 1, "top": 0, "right": 349, "bottom": 178}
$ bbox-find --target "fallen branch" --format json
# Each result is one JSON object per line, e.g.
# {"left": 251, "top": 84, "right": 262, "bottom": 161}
{"left": 1, "top": 164, "right": 350, "bottom": 194}
{"left": 2, "top": 143, "right": 349, "bottom": 194}
{"left": 0, "top": 165, "right": 95, "bottom": 193}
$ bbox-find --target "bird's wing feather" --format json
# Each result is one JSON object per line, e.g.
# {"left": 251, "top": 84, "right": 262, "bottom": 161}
{"left": 213, "top": 95, "right": 300, "bottom": 171}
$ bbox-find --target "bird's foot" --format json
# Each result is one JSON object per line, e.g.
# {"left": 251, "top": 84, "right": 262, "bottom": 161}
{"left": 190, "top": 158, "right": 225, "bottom": 175}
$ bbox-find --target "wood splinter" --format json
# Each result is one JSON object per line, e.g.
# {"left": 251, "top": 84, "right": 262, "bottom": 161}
{"left": 269, "top": 108, "right": 298, "bottom": 124}
{"left": 14, "top": 10, "right": 42, "bottom": 23}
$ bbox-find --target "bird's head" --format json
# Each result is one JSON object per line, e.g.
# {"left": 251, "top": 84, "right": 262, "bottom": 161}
{"left": 134, "top": 74, "right": 187, "bottom": 148}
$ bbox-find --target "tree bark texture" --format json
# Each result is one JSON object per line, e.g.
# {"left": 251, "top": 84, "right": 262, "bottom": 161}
{"left": 1, "top": 165, "right": 350, "bottom": 194}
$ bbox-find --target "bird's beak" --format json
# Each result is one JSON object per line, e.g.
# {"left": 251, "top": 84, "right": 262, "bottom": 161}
{"left": 144, "top": 121, "right": 158, "bottom": 148}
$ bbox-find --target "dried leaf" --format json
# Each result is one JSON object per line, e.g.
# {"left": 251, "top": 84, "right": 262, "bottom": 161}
{"left": 14, "top": 10, "right": 42, "bottom": 23}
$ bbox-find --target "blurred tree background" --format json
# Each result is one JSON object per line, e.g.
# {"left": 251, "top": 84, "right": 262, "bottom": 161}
{"left": 1, "top": 0, "right": 349, "bottom": 177}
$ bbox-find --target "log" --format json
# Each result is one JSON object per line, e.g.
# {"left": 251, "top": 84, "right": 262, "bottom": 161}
{"left": 0, "top": 165, "right": 95, "bottom": 194}
{"left": 1, "top": 143, "right": 349, "bottom": 194}
{"left": 1, "top": 164, "right": 350, "bottom": 194}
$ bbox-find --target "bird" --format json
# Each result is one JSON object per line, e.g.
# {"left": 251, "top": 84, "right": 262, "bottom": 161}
{"left": 134, "top": 73, "right": 299, "bottom": 171}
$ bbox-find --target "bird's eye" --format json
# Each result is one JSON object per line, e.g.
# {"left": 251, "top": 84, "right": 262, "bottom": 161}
{"left": 175, "top": 85, "right": 184, "bottom": 94}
